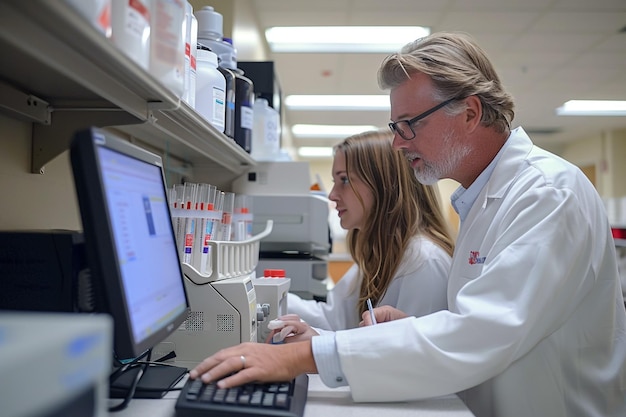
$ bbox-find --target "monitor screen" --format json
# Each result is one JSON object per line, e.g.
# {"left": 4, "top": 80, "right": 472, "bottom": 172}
{"left": 70, "top": 127, "right": 190, "bottom": 361}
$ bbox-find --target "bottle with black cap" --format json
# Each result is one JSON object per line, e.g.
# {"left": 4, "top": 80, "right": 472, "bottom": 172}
{"left": 195, "top": 6, "right": 254, "bottom": 152}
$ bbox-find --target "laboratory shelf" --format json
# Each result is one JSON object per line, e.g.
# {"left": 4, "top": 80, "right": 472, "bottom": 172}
{"left": 0, "top": 0, "right": 254, "bottom": 180}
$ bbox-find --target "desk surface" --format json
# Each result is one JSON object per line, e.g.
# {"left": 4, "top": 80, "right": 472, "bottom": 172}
{"left": 109, "top": 374, "right": 474, "bottom": 417}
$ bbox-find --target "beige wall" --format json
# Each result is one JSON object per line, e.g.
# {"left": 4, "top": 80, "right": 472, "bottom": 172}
{"left": 607, "top": 129, "right": 626, "bottom": 198}
{"left": 0, "top": 113, "right": 81, "bottom": 230}
{"left": 562, "top": 128, "right": 626, "bottom": 198}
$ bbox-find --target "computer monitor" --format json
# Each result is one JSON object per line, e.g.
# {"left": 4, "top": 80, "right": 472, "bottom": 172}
{"left": 70, "top": 127, "right": 190, "bottom": 361}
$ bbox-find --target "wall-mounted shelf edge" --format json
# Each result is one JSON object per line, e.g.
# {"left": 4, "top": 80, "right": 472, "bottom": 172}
{"left": 0, "top": 80, "right": 51, "bottom": 124}
{"left": 0, "top": 0, "right": 256, "bottom": 179}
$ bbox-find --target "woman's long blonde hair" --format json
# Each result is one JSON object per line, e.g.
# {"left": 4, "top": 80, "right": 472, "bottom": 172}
{"left": 334, "top": 129, "right": 455, "bottom": 316}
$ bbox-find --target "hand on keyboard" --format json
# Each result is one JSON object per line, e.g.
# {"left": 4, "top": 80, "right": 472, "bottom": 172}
{"left": 175, "top": 373, "right": 309, "bottom": 417}
{"left": 189, "top": 341, "right": 317, "bottom": 390}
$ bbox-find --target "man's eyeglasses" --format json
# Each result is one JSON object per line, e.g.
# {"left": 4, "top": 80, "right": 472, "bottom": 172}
{"left": 388, "top": 97, "right": 459, "bottom": 141}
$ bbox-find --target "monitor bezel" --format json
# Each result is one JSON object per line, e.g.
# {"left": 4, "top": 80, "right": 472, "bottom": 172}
{"left": 70, "top": 127, "right": 190, "bottom": 360}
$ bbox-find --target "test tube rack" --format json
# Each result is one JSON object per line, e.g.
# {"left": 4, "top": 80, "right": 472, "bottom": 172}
{"left": 181, "top": 219, "right": 273, "bottom": 285}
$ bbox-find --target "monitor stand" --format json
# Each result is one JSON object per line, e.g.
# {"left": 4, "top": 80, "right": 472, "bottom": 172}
{"left": 109, "top": 364, "right": 188, "bottom": 399}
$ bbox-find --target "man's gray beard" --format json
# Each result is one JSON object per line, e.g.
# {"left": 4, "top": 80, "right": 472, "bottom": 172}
{"left": 414, "top": 129, "right": 470, "bottom": 185}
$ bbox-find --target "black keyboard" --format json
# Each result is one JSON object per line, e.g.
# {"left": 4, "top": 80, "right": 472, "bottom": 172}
{"left": 175, "top": 373, "right": 309, "bottom": 417}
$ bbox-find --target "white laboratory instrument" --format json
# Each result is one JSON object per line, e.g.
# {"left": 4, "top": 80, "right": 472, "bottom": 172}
{"left": 0, "top": 312, "right": 112, "bottom": 417}
{"left": 156, "top": 221, "right": 274, "bottom": 369}
{"left": 232, "top": 161, "right": 331, "bottom": 300}
{"left": 253, "top": 276, "right": 291, "bottom": 343}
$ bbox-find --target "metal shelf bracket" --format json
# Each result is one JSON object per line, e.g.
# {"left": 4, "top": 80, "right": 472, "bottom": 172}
{"left": 32, "top": 109, "right": 142, "bottom": 174}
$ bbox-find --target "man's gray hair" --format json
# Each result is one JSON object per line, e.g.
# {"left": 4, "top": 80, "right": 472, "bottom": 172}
{"left": 378, "top": 32, "right": 514, "bottom": 134}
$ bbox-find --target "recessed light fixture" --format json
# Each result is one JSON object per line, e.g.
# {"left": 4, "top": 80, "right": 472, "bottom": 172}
{"left": 265, "top": 26, "right": 431, "bottom": 53}
{"left": 556, "top": 100, "right": 626, "bottom": 116}
{"left": 292, "top": 124, "right": 379, "bottom": 138}
{"left": 297, "top": 147, "right": 334, "bottom": 157}
{"left": 285, "top": 95, "right": 390, "bottom": 111}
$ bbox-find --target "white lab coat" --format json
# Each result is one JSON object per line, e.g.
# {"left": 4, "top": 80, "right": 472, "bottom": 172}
{"left": 332, "top": 128, "right": 626, "bottom": 417}
{"left": 288, "top": 235, "right": 451, "bottom": 330}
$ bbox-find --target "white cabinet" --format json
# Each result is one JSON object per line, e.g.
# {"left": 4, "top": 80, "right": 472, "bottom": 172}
{"left": 0, "top": 0, "right": 254, "bottom": 185}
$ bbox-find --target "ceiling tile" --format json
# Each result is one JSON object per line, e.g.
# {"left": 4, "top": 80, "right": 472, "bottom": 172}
{"left": 552, "top": 0, "right": 626, "bottom": 11}
{"left": 437, "top": 11, "right": 540, "bottom": 32}
{"left": 451, "top": 0, "right": 557, "bottom": 10}
{"left": 509, "top": 34, "right": 606, "bottom": 52}
{"left": 594, "top": 33, "right": 626, "bottom": 52}
{"left": 529, "top": 12, "right": 626, "bottom": 33}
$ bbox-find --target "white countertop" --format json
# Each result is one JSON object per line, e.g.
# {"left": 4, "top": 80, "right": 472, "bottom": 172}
{"left": 108, "top": 374, "right": 474, "bottom": 417}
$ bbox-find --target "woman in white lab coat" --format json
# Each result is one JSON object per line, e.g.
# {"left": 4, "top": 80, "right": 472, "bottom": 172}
{"left": 278, "top": 129, "right": 454, "bottom": 341}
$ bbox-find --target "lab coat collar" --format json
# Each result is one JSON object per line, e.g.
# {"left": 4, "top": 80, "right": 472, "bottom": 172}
{"left": 451, "top": 127, "right": 530, "bottom": 221}
{"left": 482, "top": 126, "right": 533, "bottom": 201}
{"left": 454, "top": 126, "right": 532, "bottom": 226}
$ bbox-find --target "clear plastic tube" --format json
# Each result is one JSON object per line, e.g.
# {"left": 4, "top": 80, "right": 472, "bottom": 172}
{"left": 171, "top": 183, "right": 186, "bottom": 259}
{"left": 181, "top": 182, "right": 198, "bottom": 264}
{"left": 218, "top": 191, "right": 234, "bottom": 241}
{"left": 233, "top": 194, "right": 252, "bottom": 241}
{"left": 194, "top": 183, "right": 218, "bottom": 274}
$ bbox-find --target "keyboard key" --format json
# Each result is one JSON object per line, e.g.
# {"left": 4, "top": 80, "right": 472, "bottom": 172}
{"left": 262, "top": 392, "right": 275, "bottom": 407}
{"left": 275, "top": 393, "right": 289, "bottom": 409}
{"left": 250, "top": 390, "right": 263, "bottom": 406}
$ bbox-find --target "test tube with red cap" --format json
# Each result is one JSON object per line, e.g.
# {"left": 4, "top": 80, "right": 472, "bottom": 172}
{"left": 181, "top": 182, "right": 198, "bottom": 264}
{"left": 233, "top": 194, "right": 253, "bottom": 241}
{"left": 193, "top": 183, "right": 217, "bottom": 274}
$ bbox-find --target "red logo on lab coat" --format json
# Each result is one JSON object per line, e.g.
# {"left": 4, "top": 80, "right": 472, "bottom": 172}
{"left": 469, "top": 251, "right": 486, "bottom": 265}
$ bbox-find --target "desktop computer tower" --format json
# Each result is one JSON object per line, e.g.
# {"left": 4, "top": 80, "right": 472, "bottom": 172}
{"left": 0, "top": 230, "right": 86, "bottom": 312}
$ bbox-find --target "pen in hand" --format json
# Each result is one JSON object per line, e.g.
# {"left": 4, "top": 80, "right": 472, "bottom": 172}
{"left": 367, "top": 298, "right": 377, "bottom": 325}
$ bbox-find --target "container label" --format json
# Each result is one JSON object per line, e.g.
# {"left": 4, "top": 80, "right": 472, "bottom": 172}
{"left": 241, "top": 106, "right": 254, "bottom": 130}
{"left": 126, "top": 0, "right": 150, "bottom": 38}
{"left": 99, "top": 2, "right": 112, "bottom": 35}
{"left": 213, "top": 87, "right": 226, "bottom": 126}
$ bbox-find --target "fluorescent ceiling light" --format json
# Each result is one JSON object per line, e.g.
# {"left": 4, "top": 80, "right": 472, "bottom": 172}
{"left": 265, "top": 26, "right": 430, "bottom": 53}
{"left": 298, "top": 147, "right": 334, "bottom": 157}
{"left": 556, "top": 100, "right": 626, "bottom": 116}
{"left": 292, "top": 124, "right": 379, "bottom": 138}
{"left": 286, "top": 95, "right": 390, "bottom": 111}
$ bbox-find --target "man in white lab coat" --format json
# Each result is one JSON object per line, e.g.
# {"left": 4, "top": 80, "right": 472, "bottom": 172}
{"left": 190, "top": 32, "right": 626, "bottom": 417}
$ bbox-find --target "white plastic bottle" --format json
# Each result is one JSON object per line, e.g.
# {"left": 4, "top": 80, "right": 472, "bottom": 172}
{"left": 188, "top": 12, "right": 198, "bottom": 108}
{"left": 195, "top": 47, "right": 226, "bottom": 132}
{"left": 251, "top": 98, "right": 280, "bottom": 161}
{"left": 63, "top": 0, "right": 112, "bottom": 37}
{"left": 110, "top": 0, "right": 151, "bottom": 71}
{"left": 149, "top": 0, "right": 185, "bottom": 97}
{"left": 182, "top": 1, "right": 197, "bottom": 107}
